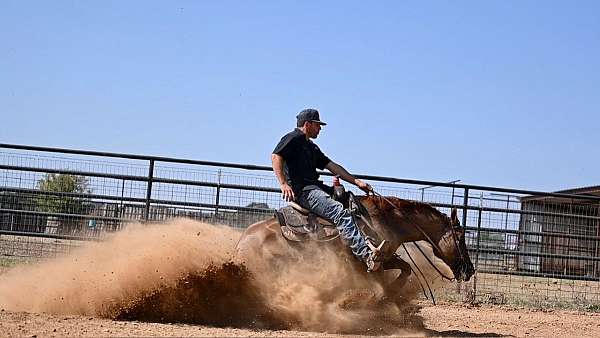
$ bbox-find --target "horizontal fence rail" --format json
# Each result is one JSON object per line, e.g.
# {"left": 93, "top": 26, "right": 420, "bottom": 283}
{"left": 1, "top": 143, "right": 599, "bottom": 309}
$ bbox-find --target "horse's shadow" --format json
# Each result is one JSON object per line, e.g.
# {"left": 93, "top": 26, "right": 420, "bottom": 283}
{"left": 423, "top": 329, "right": 507, "bottom": 337}
{"left": 329, "top": 299, "right": 507, "bottom": 337}
{"left": 338, "top": 317, "right": 506, "bottom": 337}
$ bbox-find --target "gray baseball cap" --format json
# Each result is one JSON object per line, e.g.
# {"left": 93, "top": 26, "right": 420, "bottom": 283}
{"left": 296, "top": 108, "right": 327, "bottom": 125}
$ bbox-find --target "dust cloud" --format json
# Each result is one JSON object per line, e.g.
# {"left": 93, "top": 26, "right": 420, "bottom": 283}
{"left": 0, "top": 219, "right": 436, "bottom": 335}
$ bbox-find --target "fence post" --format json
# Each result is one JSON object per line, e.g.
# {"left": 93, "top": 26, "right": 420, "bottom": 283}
{"left": 473, "top": 192, "right": 483, "bottom": 303}
{"left": 119, "top": 179, "right": 125, "bottom": 230}
{"left": 215, "top": 169, "right": 222, "bottom": 219}
{"left": 462, "top": 188, "right": 469, "bottom": 227}
{"left": 451, "top": 185, "right": 456, "bottom": 205}
{"left": 460, "top": 187, "right": 470, "bottom": 301}
{"left": 144, "top": 159, "right": 155, "bottom": 222}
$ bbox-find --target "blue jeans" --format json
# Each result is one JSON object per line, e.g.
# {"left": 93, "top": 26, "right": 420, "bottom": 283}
{"left": 297, "top": 187, "right": 370, "bottom": 261}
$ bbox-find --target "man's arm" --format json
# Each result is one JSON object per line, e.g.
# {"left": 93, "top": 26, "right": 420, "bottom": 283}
{"left": 326, "top": 161, "right": 372, "bottom": 193}
{"left": 271, "top": 153, "right": 295, "bottom": 201}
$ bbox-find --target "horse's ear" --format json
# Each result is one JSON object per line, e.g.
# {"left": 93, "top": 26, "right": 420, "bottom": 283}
{"left": 451, "top": 208, "right": 459, "bottom": 225}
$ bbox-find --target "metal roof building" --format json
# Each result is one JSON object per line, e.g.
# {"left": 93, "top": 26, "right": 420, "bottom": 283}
{"left": 518, "top": 186, "right": 600, "bottom": 278}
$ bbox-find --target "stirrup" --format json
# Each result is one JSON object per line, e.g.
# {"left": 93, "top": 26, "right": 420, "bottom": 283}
{"left": 365, "top": 237, "right": 386, "bottom": 273}
{"left": 365, "top": 237, "right": 386, "bottom": 258}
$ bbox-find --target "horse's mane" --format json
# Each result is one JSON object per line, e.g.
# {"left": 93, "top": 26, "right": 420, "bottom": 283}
{"left": 359, "top": 195, "right": 450, "bottom": 224}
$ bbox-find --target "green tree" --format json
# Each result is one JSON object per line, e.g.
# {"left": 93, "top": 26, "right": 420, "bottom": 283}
{"left": 36, "top": 174, "right": 91, "bottom": 234}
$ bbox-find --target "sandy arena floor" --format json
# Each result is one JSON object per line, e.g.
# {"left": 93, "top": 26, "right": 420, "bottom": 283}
{"left": 1, "top": 302, "right": 599, "bottom": 337}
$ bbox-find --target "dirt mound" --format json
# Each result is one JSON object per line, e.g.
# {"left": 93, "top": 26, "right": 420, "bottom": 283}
{"left": 106, "top": 262, "right": 424, "bottom": 334}
{"left": 0, "top": 219, "right": 240, "bottom": 315}
{"left": 106, "top": 262, "right": 284, "bottom": 329}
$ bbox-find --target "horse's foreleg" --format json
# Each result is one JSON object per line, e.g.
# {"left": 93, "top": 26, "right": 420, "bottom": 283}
{"left": 382, "top": 255, "right": 412, "bottom": 300}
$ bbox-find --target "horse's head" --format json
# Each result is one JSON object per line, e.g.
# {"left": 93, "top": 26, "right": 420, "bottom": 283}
{"left": 437, "top": 208, "right": 475, "bottom": 282}
{"left": 359, "top": 196, "right": 475, "bottom": 282}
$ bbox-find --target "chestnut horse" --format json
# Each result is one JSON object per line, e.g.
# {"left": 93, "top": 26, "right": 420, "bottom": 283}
{"left": 235, "top": 195, "right": 475, "bottom": 299}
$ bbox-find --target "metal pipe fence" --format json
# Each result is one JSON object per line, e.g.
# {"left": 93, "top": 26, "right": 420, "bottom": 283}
{"left": 1, "top": 143, "right": 599, "bottom": 309}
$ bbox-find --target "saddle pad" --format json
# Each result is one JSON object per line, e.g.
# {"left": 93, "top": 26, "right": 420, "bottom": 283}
{"left": 281, "top": 225, "right": 339, "bottom": 242}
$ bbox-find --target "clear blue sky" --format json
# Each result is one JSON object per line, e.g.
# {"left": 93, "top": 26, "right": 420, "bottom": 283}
{"left": 1, "top": 1, "right": 599, "bottom": 192}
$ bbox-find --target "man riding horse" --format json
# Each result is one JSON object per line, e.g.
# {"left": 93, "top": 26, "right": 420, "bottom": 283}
{"left": 272, "top": 108, "right": 383, "bottom": 272}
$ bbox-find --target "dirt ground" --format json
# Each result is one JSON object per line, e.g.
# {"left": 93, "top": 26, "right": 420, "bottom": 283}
{"left": 1, "top": 301, "right": 598, "bottom": 337}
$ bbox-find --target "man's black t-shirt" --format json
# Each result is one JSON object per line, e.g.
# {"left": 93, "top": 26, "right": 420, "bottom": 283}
{"left": 273, "top": 128, "right": 332, "bottom": 195}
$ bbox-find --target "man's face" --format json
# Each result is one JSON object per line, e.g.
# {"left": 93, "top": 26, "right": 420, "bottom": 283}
{"left": 306, "top": 121, "right": 322, "bottom": 139}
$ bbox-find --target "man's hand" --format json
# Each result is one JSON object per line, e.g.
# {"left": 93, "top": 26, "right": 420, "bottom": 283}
{"left": 326, "top": 162, "right": 373, "bottom": 195}
{"left": 280, "top": 183, "right": 295, "bottom": 202}
{"left": 355, "top": 179, "right": 373, "bottom": 194}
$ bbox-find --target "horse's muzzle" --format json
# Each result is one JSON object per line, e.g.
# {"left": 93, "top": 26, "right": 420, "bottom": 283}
{"left": 454, "top": 261, "right": 475, "bottom": 282}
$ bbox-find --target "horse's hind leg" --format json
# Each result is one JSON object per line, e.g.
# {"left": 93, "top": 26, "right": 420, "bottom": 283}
{"left": 383, "top": 256, "right": 412, "bottom": 300}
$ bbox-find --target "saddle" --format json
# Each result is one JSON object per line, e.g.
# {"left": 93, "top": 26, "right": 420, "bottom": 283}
{"left": 274, "top": 191, "right": 364, "bottom": 242}
{"left": 275, "top": 202, "right": 338, "bottom": 242}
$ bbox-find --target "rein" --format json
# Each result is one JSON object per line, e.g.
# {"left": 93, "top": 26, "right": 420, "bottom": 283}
{"left": 400, "top": 244, "right": 437, "bottom": 305}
